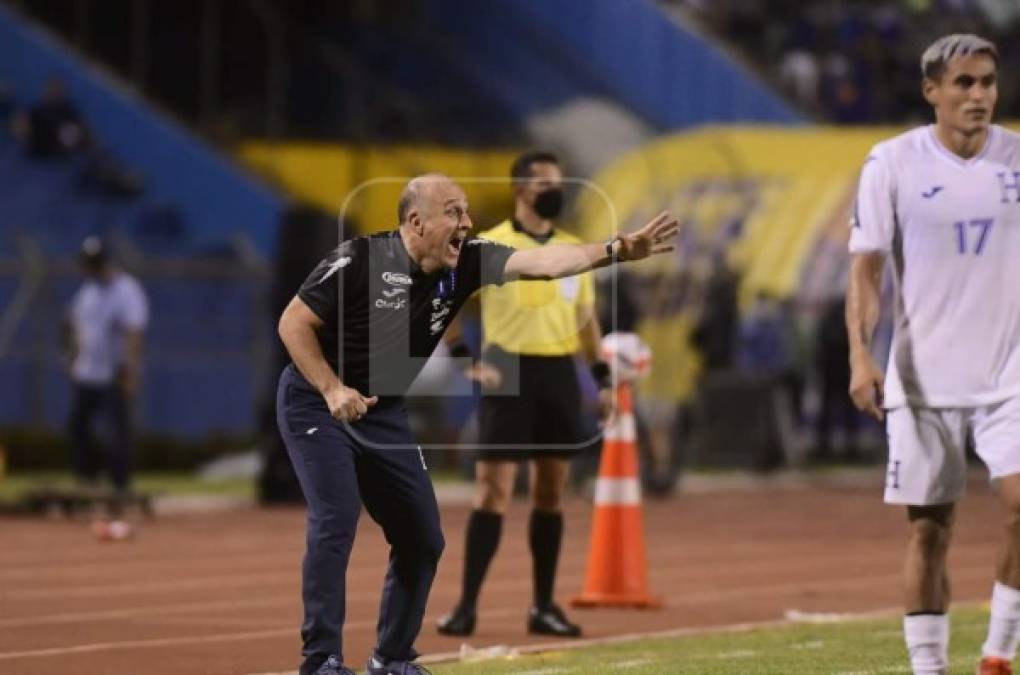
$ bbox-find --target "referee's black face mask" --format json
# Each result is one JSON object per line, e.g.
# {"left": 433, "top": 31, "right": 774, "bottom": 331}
{"left": 533, "top": 187, "right": 564, "bottom": 220}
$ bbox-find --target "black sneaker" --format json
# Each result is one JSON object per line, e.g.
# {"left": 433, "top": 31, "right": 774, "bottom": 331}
{"left": 312, "top": 655, "right": 355, "bottom": 675}
{"left": 436, "top": 605, "right": 476, "bottom": 636}
{"left": 528, "top": 604, "right": 582, "bottom": 637}
{"left": 366, "top": 652, "right": 432, "bottom": 674}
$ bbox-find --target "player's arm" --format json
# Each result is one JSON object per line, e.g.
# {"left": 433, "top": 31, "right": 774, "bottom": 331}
{"left": 442, "top": 312, "right": 500, "bottom": 389}
{"left": 503, "top": 211, "right": 678, "bottom": 281}
{"left": 577, "top": 301, "right": 614, "bottom": 420}
{"left": 846, "top": 252, "right": 886, "bottom": 420}
{"left": 120, "top": 328, "right": 144, "bottom": 397}
{"left": 577, "top": 303, "right": 602, "bottom": 364}
{"left": 278, "top": 296, "right": 376, "bottom": 421}
{"left": 845, "top": 146, "right": 894, "bottom": 421}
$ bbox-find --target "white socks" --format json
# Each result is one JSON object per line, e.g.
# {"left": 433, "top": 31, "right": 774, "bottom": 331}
{"left": 904, "top": 613, "right": 949, "bottom": 675}
{"left": 983, "top": 582, "right": 1020, "bottom": 661}
{"left": 901, "top": 582, "right": 1020, "bottom": 673}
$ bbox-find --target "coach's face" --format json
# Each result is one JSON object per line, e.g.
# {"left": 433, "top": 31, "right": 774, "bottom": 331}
{"left": 412, "top": 178, "right": 472, "bottom": 271}
{"left": 925, "top": 53, "right": 998, "bottom": 136}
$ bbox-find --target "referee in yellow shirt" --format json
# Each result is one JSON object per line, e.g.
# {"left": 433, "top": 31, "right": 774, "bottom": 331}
{"left": 438, "top": 151, "right": 610, "bottom": 638}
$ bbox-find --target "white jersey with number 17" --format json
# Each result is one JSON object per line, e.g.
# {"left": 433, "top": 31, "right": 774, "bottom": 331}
{"left": 849, "top": 124, "right": 1020, "bottom": 409}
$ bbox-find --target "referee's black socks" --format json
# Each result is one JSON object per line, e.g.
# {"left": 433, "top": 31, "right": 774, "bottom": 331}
{"left": 529, "top": 509, "right": 563, "bottom": 609}
{"left": 459, "top": 509, "right": 503, "bottom": 611}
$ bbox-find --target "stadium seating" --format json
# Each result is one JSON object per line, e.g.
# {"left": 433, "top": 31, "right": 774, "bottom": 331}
{"left": 0, "top": 7, "right": 279, "bottom": 439}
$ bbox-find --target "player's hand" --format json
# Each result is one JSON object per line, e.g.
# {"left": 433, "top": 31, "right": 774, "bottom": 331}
{"left": 116, "top": 367, "right": 140, "bottom": 399}
{"left": 849, "top": 352, "right": 885, "bottom": 421}
{"left": 117, "top": 366, "right": 139, "bottom": 397}
{"left": 324, "top": 384, "right": 378, "bottom": 423}
{"left": 597, "top": 387, "right": 616, "bottom": 426}
{"left": 617, "top": 211, "right": 679, "bottom": 261}
{"left": 465, "top": 361, "right": 502, "bottom": 390}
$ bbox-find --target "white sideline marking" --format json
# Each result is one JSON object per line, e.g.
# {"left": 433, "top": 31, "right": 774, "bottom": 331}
{"left": 0, "top": 628, "right": 295, "bottom": 661}
{"left": 785, "top": 609, "right": 859, "bottom": 623}
{"left": 0, "top": 618, "right": 373, "bottom": 662}
{"left": 791, "top": 640, "right": 825, "bottom": 650}
{"left": 407, "top": 600, "right": 990, "bottom": 668}
{"left": 0, "top": 594, "right": 294, "bottom": 629}
{"left": 715, "top": 649, "right": 756, "bottom": 659}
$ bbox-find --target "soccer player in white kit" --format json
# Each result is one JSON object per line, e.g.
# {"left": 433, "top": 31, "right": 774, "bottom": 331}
{"left": 847, "top": 34, "right": 1020, "bottom": 675}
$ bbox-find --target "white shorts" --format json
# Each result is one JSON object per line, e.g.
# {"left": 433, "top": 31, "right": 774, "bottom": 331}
{"left": 884, "top": 396, "right": 1020, "bottom": 505}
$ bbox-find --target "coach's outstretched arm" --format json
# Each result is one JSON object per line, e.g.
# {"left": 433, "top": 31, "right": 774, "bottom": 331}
{"left": 503, "top": 211, "right": 678, "bottom": 281}
{"left": 278, "top": 296, "right": 377, "bottom": 422}
{"left": 846, "top": 252, "right": 886, "bottom": 421}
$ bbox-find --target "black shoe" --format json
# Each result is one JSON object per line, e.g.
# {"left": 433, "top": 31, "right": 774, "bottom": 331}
{"left": 437, "top": 605, "right": 476, "bottom": 636}
{"left": 311, "top": 655, "right": 356, "bottom": 675}
{"left": 646, "top": 472, "right": 676, "bottom": 498}
{"left": 528, "top": 604, "right": 582, "bottom": 637}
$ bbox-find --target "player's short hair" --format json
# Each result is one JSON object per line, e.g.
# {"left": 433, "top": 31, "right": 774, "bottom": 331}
{"left": 510, "top": 150, "right": 559, "bottom": 185}
{"left": 920, "top": 34, "right": 998, "bottom": 81}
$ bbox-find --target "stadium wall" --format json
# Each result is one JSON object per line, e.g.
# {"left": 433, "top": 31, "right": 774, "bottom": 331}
{"left": 422, "top": 0, "right": 802, "bottom": 129}
{"left": 0, "top": 3, "right": 284, "bottom": 254}
{"left": 239, "top": 143, "right": 521, "bottom": 232}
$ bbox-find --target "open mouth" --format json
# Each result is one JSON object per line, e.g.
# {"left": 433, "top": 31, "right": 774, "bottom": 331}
{"left": 447, "top": 235, "right": 464, "bottom": 256}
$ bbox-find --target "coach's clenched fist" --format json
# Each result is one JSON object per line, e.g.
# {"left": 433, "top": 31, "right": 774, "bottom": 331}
{"left": 323, "top": 384, "right": 378, "bottom": 422}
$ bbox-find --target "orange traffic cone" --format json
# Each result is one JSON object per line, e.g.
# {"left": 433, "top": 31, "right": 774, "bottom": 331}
{"left": 572, "top": 382, "right": 662, "bottom": 609}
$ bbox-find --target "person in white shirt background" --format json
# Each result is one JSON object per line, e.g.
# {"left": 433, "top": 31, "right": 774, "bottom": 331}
{"left": 847, "top": 34, "right": 1020, "bottom": 675}
{"left": 64, "top": 236, "right": 149, "bottom": 501}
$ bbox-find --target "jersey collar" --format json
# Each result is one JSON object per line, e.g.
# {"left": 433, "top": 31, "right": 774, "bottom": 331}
{"left": 512, "top": 218, "right": 555, "bottom": 244}
{"left": 389, "top": 229, "right": 436, "bottom": 281}
{"left": 927, "top": 124, "right": 996, "bottom": 168}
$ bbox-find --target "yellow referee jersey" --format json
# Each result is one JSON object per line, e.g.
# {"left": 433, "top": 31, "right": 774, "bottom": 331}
{"left": 477, "top": 219, "right": 594, "bottom": 356}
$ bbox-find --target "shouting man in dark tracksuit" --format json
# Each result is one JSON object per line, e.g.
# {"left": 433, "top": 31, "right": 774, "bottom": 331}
{"left": 276, "top": 173, "right": 678, "bottom": 675}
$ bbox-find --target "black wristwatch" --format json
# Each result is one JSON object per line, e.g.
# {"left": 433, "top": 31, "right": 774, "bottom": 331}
{"left": 604, "top": 235, "right": 623, "bottom": 264}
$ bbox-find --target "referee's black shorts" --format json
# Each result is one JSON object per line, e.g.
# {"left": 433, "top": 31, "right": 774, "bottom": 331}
{"left": 476, "top": 347, "right": 589, "bottom": 462}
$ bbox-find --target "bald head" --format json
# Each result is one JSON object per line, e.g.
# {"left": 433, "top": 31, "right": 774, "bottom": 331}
{"left": 397, "top": 173, "right": 472, "bottom": 273}
{"left": 398, "top": 173, "right": 457, "bottom": 225}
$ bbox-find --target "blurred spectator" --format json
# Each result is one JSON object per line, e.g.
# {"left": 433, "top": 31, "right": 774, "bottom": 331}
{"left": 26, "top": 78, "right": 90, "bottom": 158}
{"left": 64, "top": 237, "right": 149, "bottom": 496}
{"left": 0, "top": 80, "right": 16, "bottom": 136}
{"left": 779, "top": 49, "right": 821, "bottom": 109}
{"left": 692, "top": 261, "right": 739, "bottom": 372}
{"left": 674, "top": 0, "right": 1020, "bottom": 124}
{"left": 17, "top": 78, "right": 144, "bottom": 198}
{"left": 738, "top": 291, "right": 788, "bottom": 376}
{"left": 812, "top": 297, "right": 861, "bottom": 462}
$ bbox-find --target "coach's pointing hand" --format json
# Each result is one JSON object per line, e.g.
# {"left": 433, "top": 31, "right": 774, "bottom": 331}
{"left": 324, "top": 384, "right": 378, "bottom": 422}
{"left": 616, "top": 211, "right": 680, "bottom": 261}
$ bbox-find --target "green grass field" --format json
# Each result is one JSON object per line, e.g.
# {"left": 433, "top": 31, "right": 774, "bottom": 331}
{"left": 431, "top": 605, "right": 990, "bottom": 674}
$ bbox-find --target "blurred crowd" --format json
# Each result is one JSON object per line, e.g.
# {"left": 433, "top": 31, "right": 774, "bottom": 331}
{"left": 669, "top": 0, "right": 1020, "bottom": 123}
{"left": 1, "top": 77, "right": 142, "bottom": 198}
